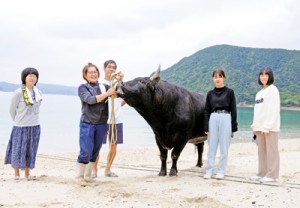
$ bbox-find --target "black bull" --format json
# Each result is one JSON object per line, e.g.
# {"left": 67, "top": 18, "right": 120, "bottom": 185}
{"left": 117, "top": 67, "right": 207, "bottom": 176}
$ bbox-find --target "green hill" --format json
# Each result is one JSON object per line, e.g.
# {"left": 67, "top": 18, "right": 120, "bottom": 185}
{"left": 160, "top": 44, "right": 300, "bottom": 107}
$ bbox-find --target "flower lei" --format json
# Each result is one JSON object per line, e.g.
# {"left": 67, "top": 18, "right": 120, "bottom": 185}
{"left": 21, "top": 85, "right": 33, "bottom": 105}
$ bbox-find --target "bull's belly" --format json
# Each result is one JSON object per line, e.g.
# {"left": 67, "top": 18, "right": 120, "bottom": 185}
{"left": 188, "top": 136, "right": 207, "bottom": 144}
{"left": 158, "top": 136, "right": 207, "bottom": 150}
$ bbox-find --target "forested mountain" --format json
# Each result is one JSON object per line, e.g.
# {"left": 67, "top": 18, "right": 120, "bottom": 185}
{"left": 1, "top": 45, "right": 299, "bottom": 106}
{"left": 160, "top": 44, "right": 300, "bottom": 106}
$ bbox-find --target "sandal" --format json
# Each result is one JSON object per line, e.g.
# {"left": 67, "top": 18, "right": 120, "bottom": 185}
{"left": 14, "top": 176, "right": 21, "bottom": 180}
{"left": 105, "top": 171, "right": 118, "bottom": 177}
{"left": 91, "top": 172, "right": 97, "bottom": 178}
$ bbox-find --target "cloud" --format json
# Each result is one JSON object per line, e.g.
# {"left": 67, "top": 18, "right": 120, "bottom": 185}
{"left": 1, "top": 0, "right": 300, "bottom": 86}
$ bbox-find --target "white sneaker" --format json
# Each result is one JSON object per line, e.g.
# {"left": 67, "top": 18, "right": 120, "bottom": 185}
{"left": 259, "top": 177, "right": 276, "bottom": 183}
{"left": 216, "top": 173, "right": 224, "bottom": 180}
{"left": 203, "top": 173, "right": 212, "bottom": 179}
{"left": 250, "top": 175, "right": 262, "bottom": 181}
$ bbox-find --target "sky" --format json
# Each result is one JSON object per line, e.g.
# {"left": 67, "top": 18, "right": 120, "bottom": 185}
{"left": 1, "top": 0, "right": 300, "bottom": 86}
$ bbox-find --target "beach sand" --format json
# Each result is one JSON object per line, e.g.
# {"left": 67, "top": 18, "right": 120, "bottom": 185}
{"left": 1, "top": 139, "right": 300, "bottom": 208}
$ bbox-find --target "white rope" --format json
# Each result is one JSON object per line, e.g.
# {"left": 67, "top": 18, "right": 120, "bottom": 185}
{"left": 107, "top": 73, "right": 122, "bottom": 144}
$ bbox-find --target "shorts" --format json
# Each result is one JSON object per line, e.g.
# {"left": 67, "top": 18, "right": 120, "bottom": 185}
{"left": 103, "top": 123, "right": 123, "bottom": 144}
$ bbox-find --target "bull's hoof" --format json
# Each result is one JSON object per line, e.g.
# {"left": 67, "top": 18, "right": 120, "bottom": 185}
{"left": 158, "top": 171, "right": 167, "bottom": 176}
{"left": 196, "top": 162, "right": 203, "bottom": 168}
{"left": 169, "top": 168, "right": 177, "bottom": 176}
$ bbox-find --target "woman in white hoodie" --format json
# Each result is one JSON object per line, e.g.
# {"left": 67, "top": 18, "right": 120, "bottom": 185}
{"left": 250, "top": 67, "right": 280, "bottom": 183}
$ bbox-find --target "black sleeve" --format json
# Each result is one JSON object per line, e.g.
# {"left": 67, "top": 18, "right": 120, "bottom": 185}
{"left": 230, "top": 89, "right": 238, "bottom": 132}
{"left": 204, "top": 92, "right": 211, "bottom": 132}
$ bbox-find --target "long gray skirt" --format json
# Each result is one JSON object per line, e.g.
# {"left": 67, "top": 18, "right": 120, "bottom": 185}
{"left": 4, "top": 125, "right": 41, "bottom": 169}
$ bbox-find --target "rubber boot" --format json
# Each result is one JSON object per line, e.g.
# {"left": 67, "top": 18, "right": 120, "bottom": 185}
{"left": 84, "top": 162, "right": 95, "bottom": 182}
{"left": 76, "top": 163, "right": 86, "bottom": 185}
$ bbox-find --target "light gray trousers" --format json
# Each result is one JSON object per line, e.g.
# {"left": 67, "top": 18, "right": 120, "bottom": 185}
{"left": 206, "top": 112, "right": 232, "bottom": 175}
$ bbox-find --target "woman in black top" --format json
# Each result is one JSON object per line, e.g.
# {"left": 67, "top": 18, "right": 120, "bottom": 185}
{"left": 203, "top": 69, "right": 238, "bottom": 180}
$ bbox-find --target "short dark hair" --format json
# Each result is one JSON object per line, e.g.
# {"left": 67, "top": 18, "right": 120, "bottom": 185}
{"left": 104, "top": 60, "right": 117, "bottom": 69}
{"left": 82, "top": 63, "right": 100, "bottom": 81}
{"left": 21, "top": 67, "right": 39, "bottom": 85}
{"left": 212, "top": 68, "right": 226, "bottom": 78}
{"left": 258, "top": 67, "right": 274, "bottom": 85}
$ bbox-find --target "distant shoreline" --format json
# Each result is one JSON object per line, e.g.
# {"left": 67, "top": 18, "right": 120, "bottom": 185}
{"left": 281, "top": 106, "right": 300, "bottom": 111}
{"left": 238, "top": 103, "right": 300, "bottom": 111}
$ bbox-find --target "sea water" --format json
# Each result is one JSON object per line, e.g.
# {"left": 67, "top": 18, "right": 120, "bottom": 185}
{"left": 0, "top": 92, "right": 299, "bottom": 154}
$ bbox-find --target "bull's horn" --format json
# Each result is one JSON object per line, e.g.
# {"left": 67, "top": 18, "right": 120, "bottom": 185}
{"left": 150, "top": 65, "right": 161, "bottom": 80}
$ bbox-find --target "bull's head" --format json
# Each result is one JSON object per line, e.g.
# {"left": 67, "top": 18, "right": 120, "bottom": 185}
{"left": 116, "top": 65, "right": 161, "bottom": 108}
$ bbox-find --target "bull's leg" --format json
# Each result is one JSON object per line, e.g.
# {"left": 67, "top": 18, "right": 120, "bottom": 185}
{"left": 156, "top": 139, "right": 168, "bottom": 176}
{"left": 195, "top": 142, "right": 204, "bottom": 167}
{"left": 169, "top": 143, "right": 186, "bottom": 176}
{"left": 159, "top": 149, "right": 168, "bottom": 176}
{"left": 169, "top": 154, "right": 178, "bottom": 176}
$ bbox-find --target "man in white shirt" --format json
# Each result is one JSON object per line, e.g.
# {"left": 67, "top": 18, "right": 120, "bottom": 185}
{"left": 92, "top": 60, "right": 125, "bottom": 177}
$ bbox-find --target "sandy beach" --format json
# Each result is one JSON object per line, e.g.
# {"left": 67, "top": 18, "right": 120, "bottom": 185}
{"left": 1, "top": 139, "right": 300, "bottom": 208}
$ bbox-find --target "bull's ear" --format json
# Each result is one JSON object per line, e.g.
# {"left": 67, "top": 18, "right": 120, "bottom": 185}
{"left": 150, "top": 65, "right": 161, "bottom": 81}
